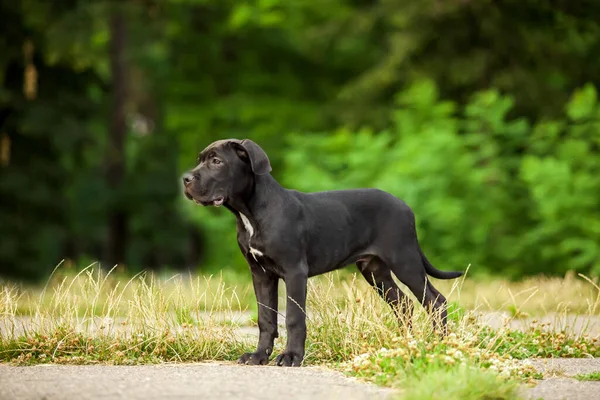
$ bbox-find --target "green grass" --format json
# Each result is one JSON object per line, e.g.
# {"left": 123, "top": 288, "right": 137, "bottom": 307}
{"left": 398, "top": 364, "right": 524, "bottom": 400}
{"left": 1, "top": 264, "right": 600, "bottom": 399}
{"left": 0, "top": 324, "right": 250, "bottom": 365}
{"left": 575, "top": 372, "right": 600, "bottom": 381}
{"left": 478, "top": 324, "right": 600, "bottom": 359}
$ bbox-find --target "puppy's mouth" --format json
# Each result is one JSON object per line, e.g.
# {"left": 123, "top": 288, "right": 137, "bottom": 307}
{"left": 185, "top": 191, "right": 225, "bottom": 207}
{"left": 211, "top": 196, "right": 225, "bottom": 207}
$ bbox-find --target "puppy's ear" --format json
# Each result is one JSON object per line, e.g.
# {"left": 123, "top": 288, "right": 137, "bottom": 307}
{"left": 231, "top": 139, "right": 272, "bottom": 175}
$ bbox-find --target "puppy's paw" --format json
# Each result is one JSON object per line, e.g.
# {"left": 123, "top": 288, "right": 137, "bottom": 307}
{"left": 237, "top": 351, "right": 270, "bottom": 365}
{"left": 274, "top": 351, "right": 303, "bottom": 367}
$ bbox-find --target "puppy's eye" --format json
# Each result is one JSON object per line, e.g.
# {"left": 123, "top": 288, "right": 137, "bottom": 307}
{"left": 212, "top": 158, "right": 222, "bottom": 165}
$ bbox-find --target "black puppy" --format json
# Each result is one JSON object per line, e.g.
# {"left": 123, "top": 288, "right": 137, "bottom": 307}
{"left": 183, "top": 139, "right": 463, "bottom": 367}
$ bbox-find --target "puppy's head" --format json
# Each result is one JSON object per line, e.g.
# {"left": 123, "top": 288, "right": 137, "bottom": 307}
{"left": 182, "top": 139, "right": 271, "bottom": 207}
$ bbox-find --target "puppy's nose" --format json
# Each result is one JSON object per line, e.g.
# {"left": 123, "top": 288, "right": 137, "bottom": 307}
{"left": 182, "top": 173, "right": 195, "bottom": 186}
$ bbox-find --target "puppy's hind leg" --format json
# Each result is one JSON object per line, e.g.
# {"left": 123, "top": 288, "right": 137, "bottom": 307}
{"left": 385, "top": 250, "right": 450, "bottom": 336}
{"left": 357, "top": 257, "right": 413, "bottom": 328}
{"left": 422, "top": 280, "right": 449, "bottom": 336}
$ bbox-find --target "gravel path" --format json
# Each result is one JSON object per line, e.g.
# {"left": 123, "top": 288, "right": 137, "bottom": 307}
{"left": 2, "top": 360, "right": 600, "bottom": 400}
{"left": 0, "top": 362, "right": 394, "bottom": 400}
{"left": 525, "top": 359, "right": 600, "bottom": 400}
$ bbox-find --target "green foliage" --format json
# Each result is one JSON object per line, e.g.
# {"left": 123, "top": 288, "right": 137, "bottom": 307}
{"left": 519, "top": 85, "right": 600, "bottom": 275}
{"left": 396, "top": 365, "right": 523, "bottom": 400}
{"left": 3, "top": 0, "right": 600, "bottom": 280}
{"left": 284, "top": 80, "right": 600, "bottom": 277}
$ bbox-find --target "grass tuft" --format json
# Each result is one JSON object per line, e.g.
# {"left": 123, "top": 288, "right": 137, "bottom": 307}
{"left": 399, "top": 364, "right": 524, "bottom": 400}
{"left": 575, "top": 372, "right": 600, "bottom": 381}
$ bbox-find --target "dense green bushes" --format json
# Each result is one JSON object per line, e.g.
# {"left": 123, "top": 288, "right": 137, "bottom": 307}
{"left": 278, "top": 81, "right": 600, "bottom": 278}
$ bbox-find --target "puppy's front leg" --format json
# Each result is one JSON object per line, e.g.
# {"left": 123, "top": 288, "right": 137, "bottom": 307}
{"left": 275, "top": 268, "right": 308, "bottom": 367}
{"left": 238, "top": 266, "right": 279, "bottom": 365}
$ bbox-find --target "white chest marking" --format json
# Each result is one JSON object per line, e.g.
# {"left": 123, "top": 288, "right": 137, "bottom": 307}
{"left": 239, "top": 213, "right": 254, "bottom": 237}
{"left": 240, "top": 213, "right": 264, "bottom": 265}
{"left": 249, "top": 247, "right": 264, "bottom": 261}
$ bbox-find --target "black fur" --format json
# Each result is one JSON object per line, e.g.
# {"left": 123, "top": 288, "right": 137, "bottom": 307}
{"left": 183, "top": 139, "right": 464, "bottom": 367}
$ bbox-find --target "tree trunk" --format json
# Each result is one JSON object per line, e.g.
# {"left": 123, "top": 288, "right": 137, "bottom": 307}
{"left": 105, "top": 9, "right": 128, "bottom": 268}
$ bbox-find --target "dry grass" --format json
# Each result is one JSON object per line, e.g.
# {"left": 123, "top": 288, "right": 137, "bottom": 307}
{"left": 5, "top": 263, "right": 255, "bottom": 317}
{"left": 0, "top": 264, "right": 255, "bottom": 364}
{"left": 5, "top": 263, "right": 600, "bottom": 319}
{"left": 435, "top": 269, "right": 600, "bottom": 316}
{"left": 1, "top": 263, "right": 599, "bottom": 400}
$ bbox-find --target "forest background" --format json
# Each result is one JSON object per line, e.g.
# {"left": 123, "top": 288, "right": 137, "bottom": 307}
{"left": 2, "top": 0, "right": 599, "bottom": 282}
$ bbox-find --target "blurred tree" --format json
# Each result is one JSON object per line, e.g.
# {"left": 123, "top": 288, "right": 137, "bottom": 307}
{"left": 105, "top": 6, "right": 129, "bottom": 269}
{"left": 0, "top": 0, "right": 102, "bottom": 280}
{"left": 228, "top": 0, "right": 600, "bottom": 127}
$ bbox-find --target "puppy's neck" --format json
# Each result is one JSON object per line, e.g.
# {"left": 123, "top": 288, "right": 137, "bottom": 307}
{"left": 226, "top": 173, "right": 286, "bottom": 225}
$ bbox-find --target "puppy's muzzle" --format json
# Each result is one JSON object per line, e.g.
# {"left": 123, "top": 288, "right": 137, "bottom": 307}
{"left": 182, "top": 173, "right": 195, "bottom": 187}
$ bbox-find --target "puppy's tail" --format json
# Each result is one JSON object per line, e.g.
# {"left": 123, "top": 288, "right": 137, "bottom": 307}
{"left": 419, "top": 247, "right": 463, "bottom": 280}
